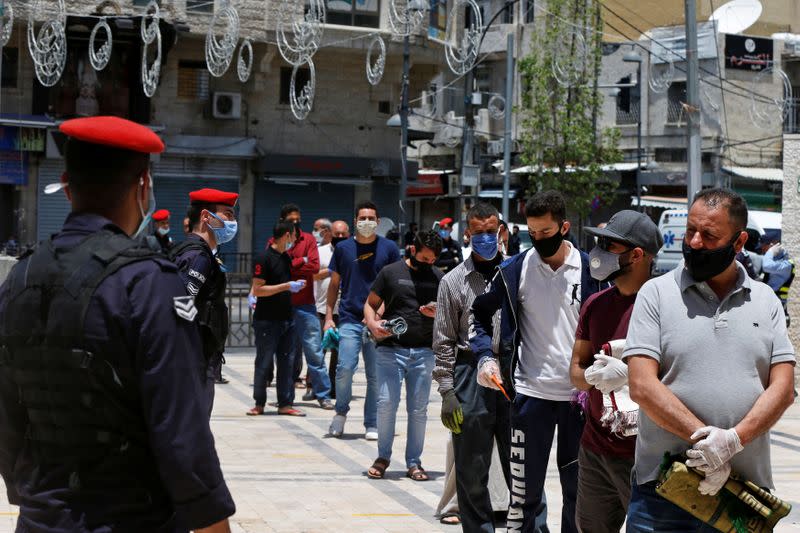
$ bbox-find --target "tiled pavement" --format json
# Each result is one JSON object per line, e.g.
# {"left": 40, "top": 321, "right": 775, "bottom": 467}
{"left": 1, "top": 348, "right": 800, "bottom": 532}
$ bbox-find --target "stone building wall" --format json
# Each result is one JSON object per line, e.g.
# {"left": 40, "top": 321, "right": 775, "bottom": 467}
{"left": 780, "top": 134, "right": 800, "bottom": 384}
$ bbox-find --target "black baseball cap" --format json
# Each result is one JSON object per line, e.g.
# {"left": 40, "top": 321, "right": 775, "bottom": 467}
{"left": 584, "top": 210, "right": 663, "bottom": 255}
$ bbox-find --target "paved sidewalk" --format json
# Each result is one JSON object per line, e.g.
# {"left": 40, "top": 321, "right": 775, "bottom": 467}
{"left": 1, "top": 349, "right": 800, "bottom": 532}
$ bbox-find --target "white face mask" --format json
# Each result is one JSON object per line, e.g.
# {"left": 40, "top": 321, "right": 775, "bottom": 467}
{"left": 356, "top": 220, "right": 378, "bottom": 238}
{"left": 312, "top": 230, "right": 323, "bottom": 245}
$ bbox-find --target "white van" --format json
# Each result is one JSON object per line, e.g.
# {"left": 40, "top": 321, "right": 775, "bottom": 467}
{"left": 653, "top": 208, "right": 782, "bottom": 276}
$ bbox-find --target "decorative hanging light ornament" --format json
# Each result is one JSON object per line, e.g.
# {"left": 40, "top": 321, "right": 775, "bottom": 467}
{"left": 28, "top": 0, "right": 67, "bottom": 87}
{"left": 389, "top": 0, "right": 427, "bottom": 37}
{"left": 205, "top": 1, "right": 240, "bottom": 77}
{"left": 290, "top": 57, "right": 316, "bottom": 120}
{"left": 277, "top": 0, "right": 324, "bottom": 66}
{"left": 648, "top": 42, "right": 675, "bottom": 94}
{"left": 365, "top": 35, "right": 385, "bottom": 86}
{"left": 551, "top": 28, "right": 587, "bottom": 87}
{"left": 237, "top": 38, "right": 253, "bottom": 83}
{"left": 750, "top": 66, "right": 792, "bottom": 131}
{"left": 89, "top": 18, "right": 112, "bottom": 71}
{"left": 444, "top": 0, "right": 482, "bottom": 76}
{"left": 0, "top": 1, "right": 14, "bottom": 48}
{"left": 140, "top": 0, "right": 159, "bottom": 45}
{"left": 488, "top": 94, "right": 505, "bottom": 119}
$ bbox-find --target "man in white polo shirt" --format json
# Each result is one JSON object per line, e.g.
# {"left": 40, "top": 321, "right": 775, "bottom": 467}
{"left": 625, "top": 188, "right": 795, "bottom": 531}
{"left": 470, "top": 190, "right": 606, "bottom": 533}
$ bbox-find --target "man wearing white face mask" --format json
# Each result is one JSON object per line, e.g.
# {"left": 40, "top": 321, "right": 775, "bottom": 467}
{"left": 324, "top": 201, "right": 401, "bottom": 439}
{"left": 568, "top": 210, "right": 662, "bottom": 533}
{"left": 171, "top": 188, "right": 239, "bottom": 412}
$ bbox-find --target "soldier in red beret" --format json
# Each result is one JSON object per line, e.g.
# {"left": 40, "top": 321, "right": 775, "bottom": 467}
{"left": 170, "top": 188, "right": 239, "bottom": 401}
{"left": 435, "top": 216, "right": 463, "bottom": 273}
{"left": 147, "top": 208, "right": 173, "bottom": 252}
{"left": 0, "top": 116, "right": 235, "bottom": 531}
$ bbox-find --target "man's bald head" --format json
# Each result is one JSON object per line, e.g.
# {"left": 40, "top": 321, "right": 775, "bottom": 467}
{"left": 332, "top": 220, "right": 350, "bottom": 238}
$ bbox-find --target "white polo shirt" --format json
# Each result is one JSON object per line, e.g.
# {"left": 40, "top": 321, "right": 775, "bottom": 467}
{"left": 315, "top": 243, "right": 338, "bottom": 315}
{"left": 515, "top": 242, "right": 582, "bottom": 401}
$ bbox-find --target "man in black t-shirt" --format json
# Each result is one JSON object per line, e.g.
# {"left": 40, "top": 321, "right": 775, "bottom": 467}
{"left": 363, "top": 230, "right": 444, "bottom": 481}
{"left": 247, "top": 221, "right": 308, "bottom": 417}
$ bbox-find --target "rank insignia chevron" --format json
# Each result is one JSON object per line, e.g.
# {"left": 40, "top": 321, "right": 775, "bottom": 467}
{"left": 173, "top": 296, "right": 198, "bottom": 322}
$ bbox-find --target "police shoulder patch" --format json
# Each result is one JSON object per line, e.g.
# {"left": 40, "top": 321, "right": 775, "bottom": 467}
{"left": 173, "top": 296, "right": 198, "bottom": 322}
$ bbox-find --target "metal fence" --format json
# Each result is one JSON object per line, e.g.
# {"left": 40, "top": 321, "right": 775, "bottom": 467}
{"left": 226, "top": 283, "right": 255, "bottom": 348}
{"left": 784, "top": 97, "right": 800, "bottom": 134}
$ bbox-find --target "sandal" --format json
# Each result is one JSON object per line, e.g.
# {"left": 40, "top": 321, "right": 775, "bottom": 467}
{"left": 406, "top": 465, "right": 429, "bottom": 481}
{"left": 367, "top": 458, "right": 390, "bottom": 479}
{"left": 439, "top": 513, "right": 460, "bottom": 525}
{"left": 246, "top": 406, "right": 264, "bottom": 416}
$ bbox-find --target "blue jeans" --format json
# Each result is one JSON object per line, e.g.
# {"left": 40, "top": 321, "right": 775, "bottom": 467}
{"left": 334, "top": 322, "right": 378, "bottom": 429}
{"left": 253, "top": 319, "right": 295, "bottom": 408}
{"left": 293, "top": 304, "right": 332, "bottom": 399}
{"left": 375, "top": 345, "right": 434, "bottom": 468}
{"left": 626, "top": 479, "right": 720, "bottom": 532}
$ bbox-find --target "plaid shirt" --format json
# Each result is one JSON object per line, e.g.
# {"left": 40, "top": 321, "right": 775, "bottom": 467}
{"left": 432, "top": 254, "right": 501, "bottom": 394}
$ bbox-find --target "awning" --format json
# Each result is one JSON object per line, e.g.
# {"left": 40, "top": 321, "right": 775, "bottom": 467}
{"left": 508, "top": 162, "right": 643, "bottom": 174}
{"left": 0, "top": 114, "right": 56, "bottom": 129}
{"left": 163, "top": 135, "right": 261, "bottom": 159}
{"left": 722, "top": 166, "right": 783, "bottom": 182}
{"left": 631, "top": 195, "right": 688, "bottom": 209}
{"left": 418, "top": 168, "right": 455, "bottom": 175}
{"left": 479, "top": 188, "right": 519, "bottom": 199}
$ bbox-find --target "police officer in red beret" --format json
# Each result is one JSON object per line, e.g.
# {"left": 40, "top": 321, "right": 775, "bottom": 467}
{"left": 0, "top": 116, "right": 235, "bottom": 531}
{"left": 170, "top": 188, "right": 238, "bottom": 404}
{"left": 146, "top": 208, "right": 173, "bottom": 252}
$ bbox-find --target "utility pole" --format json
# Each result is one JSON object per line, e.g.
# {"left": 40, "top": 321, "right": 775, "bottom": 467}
{"left": 399, "top": 33, "right": 411, "bottom": 232}
{"left": 685, "top": 0, "right": 702, "bottom": 206}
{"left": 502, "top": 32, "right": 514, "bottom": 221}
{"left": 458, "top": 6, "right": 474, "bottom": 246}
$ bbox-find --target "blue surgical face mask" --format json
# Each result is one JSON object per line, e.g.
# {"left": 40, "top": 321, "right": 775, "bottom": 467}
{"left": 471, "top": 232, "right": 498, "bottom": 261}
{"left": 439, "top": 228, "right": 450, "bottom": 239}
{"left": 132, "top": 175, "right": 155, "bottom": 240}
{"left": 286, "top": 240, "right": 294, "bottom": 251}
{"left": 157, "top": 226, "right": 170, "bottom": 236}
{"left": 207, "top": 211, "right": 238, "bottom": 245}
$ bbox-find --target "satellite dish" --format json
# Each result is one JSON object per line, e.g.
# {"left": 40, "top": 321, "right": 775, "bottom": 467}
{"left": 376, "top": 217, "right": 395, "bottom": 237}
{"left": 710, "top": 0, "right": 762, "bottom": 35}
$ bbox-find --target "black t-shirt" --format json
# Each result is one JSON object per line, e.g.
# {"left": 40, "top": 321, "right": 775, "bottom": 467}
{"left": 253, "top": 247, "right": 292, "bottom": 321}
{"left": 370, "top": 260, "right": 444, "bottom": 348}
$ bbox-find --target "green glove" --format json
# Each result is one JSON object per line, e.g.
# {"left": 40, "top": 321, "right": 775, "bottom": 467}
{"left": 440, "top": 389, "right": 463, "bottom": 434}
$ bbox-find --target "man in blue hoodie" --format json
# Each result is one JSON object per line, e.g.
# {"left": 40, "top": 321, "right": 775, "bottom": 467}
{"left": 470, "top": 190, "right": 605, "bottom": 533}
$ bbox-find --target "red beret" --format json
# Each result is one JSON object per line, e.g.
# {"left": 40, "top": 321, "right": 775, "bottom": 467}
{"left": 439, "top": 217, "right": 454, "bottom": 226}
{"left": 152, "top": 209, "right": 170, "bottom": 221}
{"left": 189, "top": 188, "right": 239, "bottom": 207}
{"left": 59, "top": 116, "right": 165, "bottom": 154}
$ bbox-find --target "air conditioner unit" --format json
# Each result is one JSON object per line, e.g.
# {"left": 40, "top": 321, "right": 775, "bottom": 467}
{"left": 212, "top": 92, "right": 242, "bottom": 119}
{"left": 487, "top": 140, "right": 504, "bottom": 156}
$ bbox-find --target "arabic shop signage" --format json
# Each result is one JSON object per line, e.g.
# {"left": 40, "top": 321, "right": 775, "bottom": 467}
{"left": 725, "top": 34, "right": 773, "bottom": 72}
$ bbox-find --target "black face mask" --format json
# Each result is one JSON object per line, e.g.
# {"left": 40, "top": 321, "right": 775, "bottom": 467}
{"left": 681, "top": 236, "right": 738, "bottom": 282}
{"left": 409, "top": 255, "right": 432, "bottom": 272}
{"left": 331, "top": 236, "right": 347, "bottom": 247}
{"left": 293, "top": 221, "right": 302, "bottom": 236}
{"left": 532, "top": 227, "right": 564, "bottom": 258}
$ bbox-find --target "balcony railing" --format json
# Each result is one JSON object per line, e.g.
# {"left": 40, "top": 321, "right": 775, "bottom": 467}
{"left": 784, "top": 97, "right": 800, "bottom": 134}
{"left": 667, "top": 100, "right": 685, "bottom": 124}
{"left": 616, "top": 105, "right": 640, "bottom": 125}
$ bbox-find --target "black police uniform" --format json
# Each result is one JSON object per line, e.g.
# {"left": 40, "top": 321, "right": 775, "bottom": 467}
{"left": 170, "top": 234, "right": 229, "bottom": 409}
{"left": 0, "top": 213, "right": 235, "bottom": 532}
{"left": 435, "top": 237, "right": 463, "bottom": 272}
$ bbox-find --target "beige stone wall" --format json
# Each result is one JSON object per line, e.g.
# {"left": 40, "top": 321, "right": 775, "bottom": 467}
{"left": 781, "top": 134, "right": 800, "bottom": 384}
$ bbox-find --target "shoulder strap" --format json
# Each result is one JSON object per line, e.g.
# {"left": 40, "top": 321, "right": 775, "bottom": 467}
{"left": 167, "top": 238, "right": 208, "bottom": 262}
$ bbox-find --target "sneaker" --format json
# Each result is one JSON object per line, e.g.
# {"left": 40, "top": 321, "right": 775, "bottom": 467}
{"left": 365, "top": 427, "right": 378, "bottom": 441}
{"left": 302, "top": 389, "right": 315, "bottom": 402}
{"left": 215, "top": 376, "right": 229, "bottom": 385}
{"left": 329, "top": 414, "right": 346, "bottom": 437}
{"left": 318, "top": 399, "right": 334, "bottom": 410}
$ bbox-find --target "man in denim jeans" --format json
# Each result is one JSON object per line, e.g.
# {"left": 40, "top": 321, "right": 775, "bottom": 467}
{"left": 324, "top": 201, "right": 401, "bottom": 439}
{"left": 247, "top": 220, "right": 307, "bottom": 417}
{"left": 363, "top": 230, "right": 443, "bottom": 481}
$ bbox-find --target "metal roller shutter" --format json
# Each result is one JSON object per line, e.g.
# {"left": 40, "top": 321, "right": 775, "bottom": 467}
{"left": 37, "top": 159, "right": 69, "bottom": 241}
{"left": 253, "top": 180, "right": 354, "bottom": 252}
{"left": 371, "top": 181, "right": 400, "bottom": 226}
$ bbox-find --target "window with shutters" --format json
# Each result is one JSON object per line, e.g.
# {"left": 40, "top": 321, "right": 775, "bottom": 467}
{"left": 177, "top": 60, "right": 210, "bottom": 101}
{"left": 326, "top": 0, "right": 380, "bottom": 28}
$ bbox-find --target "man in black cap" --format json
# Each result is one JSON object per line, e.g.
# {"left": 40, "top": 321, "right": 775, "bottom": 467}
{"left": 0, "top": 117, "right": 235, "bottom": 532}
{"left": 569, "top": 210, "right": 662, "bottom": 533}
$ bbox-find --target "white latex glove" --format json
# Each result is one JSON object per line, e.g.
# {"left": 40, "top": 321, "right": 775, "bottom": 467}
{"left": 685, "top": 426, "right": 744, "bottom": 472}
{"left": 247, "top": 293, "right": 257, "bottom": 310}
{"left": 767, "top": 243, "right": 784, "bottom": 258}
{"left": 696, "top": 462, "right": 731, "bottom": 496}
{"left": 584, "top": 354, "right": 628, "bottom": 393}
{"left": 477, "top": 358, "right": 502, "bottom": 390}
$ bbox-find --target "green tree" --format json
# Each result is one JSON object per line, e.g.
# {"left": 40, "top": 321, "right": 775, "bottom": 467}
{"left": 518, "top": 0, "right": 621, "bottom": 217}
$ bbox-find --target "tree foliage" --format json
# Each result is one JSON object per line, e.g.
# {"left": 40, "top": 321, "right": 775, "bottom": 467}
{"left": 518, "top": 0, "right": 621, "bottom": 217}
